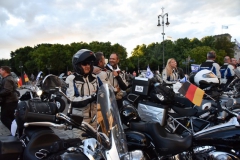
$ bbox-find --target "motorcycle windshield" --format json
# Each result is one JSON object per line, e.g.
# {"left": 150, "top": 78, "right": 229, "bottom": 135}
{"left": 41, "top": 74, "right": 62, "bottom": 91}
{"left": 97, "top": 83, "right": 128, "bottom": 158}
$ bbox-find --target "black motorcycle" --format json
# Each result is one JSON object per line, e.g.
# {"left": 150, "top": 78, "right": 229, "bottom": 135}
{"left": 39, "top": 74, "right": 67, "bottom": 112}
{"left": 122, "top": 101, "right": 240, "bottom": 159}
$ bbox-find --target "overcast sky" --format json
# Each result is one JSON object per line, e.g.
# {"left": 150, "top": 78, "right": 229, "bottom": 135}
{"left": 1, "top": 0, "right": 240, "bottom": 59}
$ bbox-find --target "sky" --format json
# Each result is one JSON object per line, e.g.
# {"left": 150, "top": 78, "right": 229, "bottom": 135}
{"left": 0, "top": 0, "right": 240, "bottom": 59}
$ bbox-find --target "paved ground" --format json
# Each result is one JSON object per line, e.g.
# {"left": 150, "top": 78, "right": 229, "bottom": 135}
{"left": 0, "top": 86, "right": 91, "bottom": 139}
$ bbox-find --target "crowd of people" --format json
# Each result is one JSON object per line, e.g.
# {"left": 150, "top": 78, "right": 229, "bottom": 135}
{"left": 0, "top": 48, "right": 239, "bottom": 132}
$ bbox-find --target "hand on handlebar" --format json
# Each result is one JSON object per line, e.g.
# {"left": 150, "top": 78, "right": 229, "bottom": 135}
{"left": 89, "top": 94, "right": 97, "bottom": 103}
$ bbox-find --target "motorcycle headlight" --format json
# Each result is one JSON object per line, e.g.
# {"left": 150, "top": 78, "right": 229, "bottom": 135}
{"left": 37, "top": 89, "right": 43, "bottom": 96}
{"left": 156, "top": 93, "right": 164, "bottom": 101}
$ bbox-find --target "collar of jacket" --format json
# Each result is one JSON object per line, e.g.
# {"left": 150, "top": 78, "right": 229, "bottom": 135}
{"left": 206, "top": 60, "right": 215, "bottom": 62}
{"left": 106, "top": 64, "right": 121, "bottom": 71}
{"left": 73, "top": 72, "right": 96, "bottom": 82}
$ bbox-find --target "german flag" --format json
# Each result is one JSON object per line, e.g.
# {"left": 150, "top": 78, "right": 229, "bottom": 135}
{"left": 24, "top": 73, "right": 29, "bottom": 82}
{"left": 178, "top": 81, "right": 205, "bottom": 106}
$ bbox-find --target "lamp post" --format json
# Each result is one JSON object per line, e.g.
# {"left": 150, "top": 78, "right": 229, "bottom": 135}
{"left": 157, "top": 7, "right": 170, "bottom": 69}
{"left": 46, "top": 65, "right": 51, "bottom": 74}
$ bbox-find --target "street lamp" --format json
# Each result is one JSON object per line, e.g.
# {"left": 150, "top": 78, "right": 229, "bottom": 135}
{"left": 46, "top": 65, "right": 51, "bottom": 74}
{"left": 157, "top": 7, "right": 170, "bottom": 69}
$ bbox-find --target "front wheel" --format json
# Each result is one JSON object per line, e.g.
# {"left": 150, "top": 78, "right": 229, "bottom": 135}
{"left": 54, "top": 96, "right": 65, "bottom": 112}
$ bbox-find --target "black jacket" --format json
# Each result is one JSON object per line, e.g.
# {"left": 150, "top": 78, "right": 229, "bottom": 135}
{"left": 0, "top": 75, "right": 18, "bottom": 103}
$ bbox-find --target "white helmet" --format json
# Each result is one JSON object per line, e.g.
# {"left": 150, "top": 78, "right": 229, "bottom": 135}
{"left": 194, "top": 69, "right": 219, "bottom": 86}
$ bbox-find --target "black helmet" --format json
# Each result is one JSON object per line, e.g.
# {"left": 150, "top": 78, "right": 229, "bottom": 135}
{"left": 72, "top": 49, "right": 96, "bottom": 75}
{"left": 120, "top": 104, "right": 141, "bottom": 126}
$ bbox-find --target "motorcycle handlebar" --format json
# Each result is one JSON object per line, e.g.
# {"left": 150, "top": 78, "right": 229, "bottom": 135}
{"left": 24, "top": 122, "right": 66, "bottom": 129}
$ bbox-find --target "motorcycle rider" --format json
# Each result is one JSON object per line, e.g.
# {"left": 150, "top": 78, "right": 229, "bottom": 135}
{"left": 199, "top": 51, "right": 221, "bottom": 79}
{"left": 0, "top": 66, "right": 18, "bottom": 131}
{"left": 65, "top": 49, "right": 98, "bottom": 129}
{"left": 106, "top": 53, "right": 128, "bottom": 109}
{"left": 220, "top": 56, "right": 230, "bottom": 79}
{"left": 221, "top": 57, "right": 235, "bottom": 89}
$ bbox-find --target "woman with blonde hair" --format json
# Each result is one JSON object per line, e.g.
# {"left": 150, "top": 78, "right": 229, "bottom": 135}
{"left": 162, "top": 58, "right": 184, "bottom": 84}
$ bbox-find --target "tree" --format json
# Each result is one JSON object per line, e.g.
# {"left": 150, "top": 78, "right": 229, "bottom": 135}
{"left": 214, "top": 36, "right": 235, "bottom": 58}
{"left": 201, "top": 36, "right": 215, "bottom": 48}
{"left": 187, "top": 46, "right": 213, "bottom": 64}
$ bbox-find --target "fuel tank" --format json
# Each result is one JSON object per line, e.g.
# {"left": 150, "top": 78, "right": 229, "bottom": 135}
{"left": 193, "top": 117, "right": 240, "bottom": 149}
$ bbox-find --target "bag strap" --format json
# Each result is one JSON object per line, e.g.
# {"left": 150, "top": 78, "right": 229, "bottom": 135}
{"left": 73, "top": 79, "right": 80, "bottom": 97}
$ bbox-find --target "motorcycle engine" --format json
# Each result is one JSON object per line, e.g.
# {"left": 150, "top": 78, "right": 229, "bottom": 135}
{"left": 177, "top": 146, "right": 238, "bottom": 160}
{"left": 208, "top": 151, "right": 237, "bottom": 160}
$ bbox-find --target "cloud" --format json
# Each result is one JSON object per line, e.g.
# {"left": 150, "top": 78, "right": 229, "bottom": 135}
{"left": 0, "top": 0, "right": 240, "bottom": 59}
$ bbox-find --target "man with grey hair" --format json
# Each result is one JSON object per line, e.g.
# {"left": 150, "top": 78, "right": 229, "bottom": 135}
{"left": 220, "top": 56, "right": 231, "bottom": 79}
{"left": 199, "top": 51, "right": 221, "bottom": 79}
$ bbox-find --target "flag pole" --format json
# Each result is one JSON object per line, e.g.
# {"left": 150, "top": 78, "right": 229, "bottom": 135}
{"left": 203, "top": 93, "right": 216, "bottom": 102}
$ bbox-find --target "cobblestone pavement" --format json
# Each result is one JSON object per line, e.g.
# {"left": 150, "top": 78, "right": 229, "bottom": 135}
{"left": 0, "top": 87, "right": 93, "bottom": 139}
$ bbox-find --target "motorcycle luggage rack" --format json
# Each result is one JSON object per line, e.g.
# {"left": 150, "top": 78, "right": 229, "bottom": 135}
{"left": 167, "top": 114, "right": 211, "bottom": 134}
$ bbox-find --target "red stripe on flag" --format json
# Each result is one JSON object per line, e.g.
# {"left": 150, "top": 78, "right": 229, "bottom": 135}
{"left": 185, "top": 84, "right": 197, "bottom": 101}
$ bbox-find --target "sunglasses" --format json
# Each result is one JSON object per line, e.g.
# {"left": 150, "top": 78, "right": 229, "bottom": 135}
{"left": 80, "top": 61, "right": 92, "bottom": 66}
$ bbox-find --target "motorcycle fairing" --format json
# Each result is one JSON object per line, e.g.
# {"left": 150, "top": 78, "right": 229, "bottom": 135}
{"left": 97, "top": 84, "right": 128, "bottom": 159}
{"left": 194, "top": 117, "right": 240, "bottom": 149}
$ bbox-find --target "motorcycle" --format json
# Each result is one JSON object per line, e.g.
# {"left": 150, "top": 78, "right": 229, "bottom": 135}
{"left": 123, "top": 76, "right": 240, "bottom": 135}
{"left": 39, "top": 74, "right": 66, "bottom": 112}
{"left": 19, "top": 73, "right": 66, "bottom": 112}
{"left": 127, "top": 113, "right": 240, "bottom": 159}
{"left": 0, "top": 74, "right": 146, "bottom": 160}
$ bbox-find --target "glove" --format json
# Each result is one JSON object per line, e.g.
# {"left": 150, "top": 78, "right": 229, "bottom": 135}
{"left": 89, "top": 94, "right": 97, "bottom": 103}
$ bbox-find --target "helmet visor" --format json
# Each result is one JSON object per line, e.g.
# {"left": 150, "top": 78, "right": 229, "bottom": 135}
{"left": 202, "top": 72, "right": 217, "bottom": 78}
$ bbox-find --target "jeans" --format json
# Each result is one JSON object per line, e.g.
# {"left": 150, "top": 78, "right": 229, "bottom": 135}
{"left": 1, "top": 101, "right": 18, "bottom": 131}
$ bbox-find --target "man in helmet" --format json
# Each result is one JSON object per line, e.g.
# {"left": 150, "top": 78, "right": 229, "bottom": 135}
{"left": 65, "top": 49, "right": 98, "bottom": 129}
{"left": 199, "top": 51, "right": 221, "bottom": 79}
{"left": 106, "top": 53, "right": 128, "bottom": 109}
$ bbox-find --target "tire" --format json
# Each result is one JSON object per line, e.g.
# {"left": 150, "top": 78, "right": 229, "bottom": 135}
{"left": 54, "top": 96, "right": 65, "bottom": 112}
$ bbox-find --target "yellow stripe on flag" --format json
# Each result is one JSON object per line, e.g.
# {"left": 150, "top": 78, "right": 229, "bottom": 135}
{"left": 192, "top": 87, "right": 205, "bottom": 106}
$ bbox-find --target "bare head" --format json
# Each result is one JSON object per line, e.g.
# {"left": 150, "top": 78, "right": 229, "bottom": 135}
{"left": 207, "top": 51, "right": 216, "bottom": 60}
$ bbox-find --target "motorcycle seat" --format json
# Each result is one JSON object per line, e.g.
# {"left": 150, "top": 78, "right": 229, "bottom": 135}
{"left": 129, "top": 122, "right": 192, "bottom": 156}
{"left": 171, "top": 105, "right": 198, "bottom": 117}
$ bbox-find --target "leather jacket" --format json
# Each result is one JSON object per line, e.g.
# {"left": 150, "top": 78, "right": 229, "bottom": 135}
{"left": 0, "top": 75, "right": 18, "bottom": 103}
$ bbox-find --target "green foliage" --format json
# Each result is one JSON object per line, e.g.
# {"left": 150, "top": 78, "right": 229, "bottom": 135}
{"left": 3, "top": 34, "right": 236, "bottom": 75}
{"left": 0, "top": 59, "right": 10, "bottom": 66}
{"left": 187, "top": 46, "right": 213, "bottom": 64}
{"left": 7, "top": 41, "right": 127, "bottom": 76}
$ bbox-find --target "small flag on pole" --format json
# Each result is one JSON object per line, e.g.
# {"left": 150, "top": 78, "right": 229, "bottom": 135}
{"left": 179, "top": 76, "right": 187, "bottom": 83}
{"left": 146, "top": 65, "right": 154, "bottom": 79}
{"left": 18, "top": 77, "right": 22, "bottom": 87}
{"left": 24, "top": 73, "right": 29, "bottom": 82}
{"left": 36, "top": 71, "right": 43, "bottom": 81}
{"left": 222, "top": 25, "right": 228, "bottom": 29}
{"left": 178, "top": 81, "right": 205, "bottom": 106}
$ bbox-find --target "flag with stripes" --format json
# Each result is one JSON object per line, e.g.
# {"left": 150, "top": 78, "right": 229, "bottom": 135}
{"left": 178, "top": 81, "right": 205, "bottom": 106}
